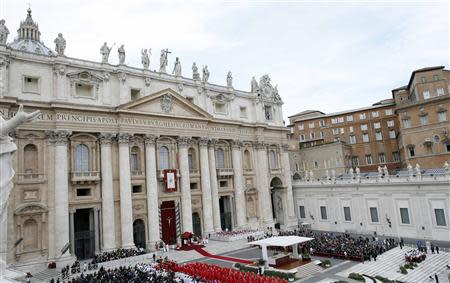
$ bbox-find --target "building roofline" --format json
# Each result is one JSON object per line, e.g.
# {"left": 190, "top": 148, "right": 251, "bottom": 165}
{"left": 407, "top": 66, "right": 445, "bottom": 89}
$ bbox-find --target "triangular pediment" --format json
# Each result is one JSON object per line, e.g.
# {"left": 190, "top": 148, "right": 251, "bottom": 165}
{"left": 117, "top": 88, "right": 212, "bottom": 120}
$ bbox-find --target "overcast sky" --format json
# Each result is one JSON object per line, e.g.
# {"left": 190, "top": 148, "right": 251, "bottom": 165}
{"left": 2, "top": 0, "right": 448, "bottom": 121}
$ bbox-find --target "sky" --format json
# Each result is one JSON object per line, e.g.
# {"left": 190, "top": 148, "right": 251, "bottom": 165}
{"left": 1, "top": 0, "right": 448, "bottom": 122}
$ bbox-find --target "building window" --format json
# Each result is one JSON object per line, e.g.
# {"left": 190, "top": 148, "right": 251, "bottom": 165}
{"left": 402, "top": 118, "right": 410, "bottom": 128}
{"left": 408, "top": 145, "right": 415, "bottom": 157}
{"left": 216, "top": 148, "right": 225, "bottom": 168}
{"left": 420, "top": 76, "right": 426, "bottom": 83}
{"left": 74, "top": 144, "right": 89, "bottom": 172}
{"left": 23, "top": 76, "right": 40, "bottom": 93}
{"left": 370, "top": 207, "right": 379, "bottom": 223}
{"left": 76, "top": 188, "right": 91, "bottom": 197}
{"left": 359, "top": 113, "right": 366, "bottom": 120}
{"left": 300, "top": 134, "right": 305, "bottom": 141}
{"left": 420, "top": 115, "right": 428, "bottom": 125}
{"left": 372, "top": 111, "right": 379, "bottom": 118}
{"left": 434, "top": 208, "right": 447, "bottom": 226}
{"left": 349, "top": 135, "right": 356, "bottom": 144}
{"left": 375, "top": 131, "right": 383, "bottom": 141}
{"left": 130, "top": 88, "right": 140, "bottom": 101}
{"left": 447, "top": 143, "right": 450, "bottom": 152}
{"left": 269, "top": 150, "right": 278, "bottom": 169}
{"left": 378, "top": 153, "right": 386, "bottom": 163}
{"left": 332, "top": 128, "right": 339, "bottom": 135}
{"left": 314, "top": 161, "right": 319, "bottom": 169}
{"left": 438, "top": 111, "right": 447, "bottom": 122}
{"left": 299, "top": 206, "right": 306, "bottom": 219}
{"left": 433, "top": 74, "right": 439, "bottom": 81}
{"left": 423, "top": 90, "right": 430, "bottom": 99}
{"left": 331, "top": 118, "right": 337, "bottom": 124}
{"left": 75, "top": 83, "right": 94, "bottom": 97}
{"left": 244, "top": 150, "right": 252, "bottom": 169}
{"left": 240, "top": 106, "right": 247, "bottom": 118}
{"left": 310, "top": 132, "right": 316, "bottom": 139}
{"left": 264, "top": 105, "right": 273, "bottom": 120}
{"left": 393, "top": 151, "right": 400, "bottom": 162}
{"left": 219, "top": 180, "right": 228, "bottom": 188}
{"left": 436, "top": 87, "right": 444, "bottom": 96}
{"left": 132, "top": 185, "right": 143, "bottom": 193}
{"left": 347, "top": 115, "right": 353, "bottom": 122}
{"left": 159, "top": 146, "right": 170, "bottom": 170}
{"left": 320, "top": 206, "right": 327, "bottom": 220}
{"left": 351, "top": 156, "right": 359, "bottom": 167}
{"left": 318, "top": 131, "right": 323, "bottom": 138}
{"left": 23, "top": 144, "right": 38, "bottom": 173}
{"left": 23, "top": 219, "right": 38, "bottom": 251}
{"left": 343, "top": 207, "right": 352, "bottom": 221}
{"left": 361, "top": 124, "right": 368, "bottom": 131}
{"left": 130, "top": 146, "right": 140, "bottom": 173}
{"left": 349, "top": 126, "right": 354, "bottom": 132}
{"left": 365, "top": 155, "right": 373, "bottom": 165}
{"left": 387, "top": 120, "right": 394, "bottom": 127}
{"left": 385, "top": 109, "right": 393, "bottom": 115}
{"left": 188, "top": 148, "right": 196, "bottom": 171}
{"left": 298, "top": 123, "right": 304, "bottom": 130}
{"left": 362, "top": 133, "right": 369, "bottom": 142}
{"left": 400, "top": 208, "right": 410, "bottom": 224}
{"left": 215, "top": 102, "right": 227, "bottom": 114}
{"left": 319, "top": 120, "right": 325, "bottom": 127}
{"left": 373, "top": 122, "right": 381, "bottom": 129}
{"left": 337, "top": 117, "right": 344, "bottom": 123}
{"left": 340, "top": 127, "right": 344, "bottom": 134}
{"left": 389, "top": 130, "right": 396, "bottom": 139}
{"left": 309, "top": 122, "right": 315, "bottom": 129}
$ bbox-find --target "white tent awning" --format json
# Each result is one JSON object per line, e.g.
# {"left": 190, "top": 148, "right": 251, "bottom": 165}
{"left": 248, "top": 236, "right": 314, "bottom": 247}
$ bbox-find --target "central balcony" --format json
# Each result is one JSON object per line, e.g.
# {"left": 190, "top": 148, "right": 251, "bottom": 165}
{"left": 70, "top": 171, "right": 101, "bottom": 184}
{"left": 216, "top": 168, "right": 234, "bottom": 177}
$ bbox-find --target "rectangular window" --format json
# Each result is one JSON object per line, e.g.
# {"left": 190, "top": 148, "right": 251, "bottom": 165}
{"left": 400, "top": 208, "right": 410, "bottom": 224}
{"left": 320, "top": 206, "right": 327, "bottom": 220}
{"left": 76, "top": 188, "right": 91, "bottom": 197}
{"left": 319, "top": 120, "right": 325, "bottom": 127}
{"left": 240, "top": 106, "right": 247, "bottom": 118}
{"left": 298, "top": 123, "right": 304, "bottom": 130}
{"left": 402, "top": 119, "right": 410, "bottom": 128}
{"left": 373, "top": 122, "right": 381, "bottom": 129}
{"left": 349, "top": 126, "right": 354, "bottom": 132}
{"left": 385, "top": 109, "right": 393, "bottom": 115}
{"left": 389, "top": 130, "right": 396, "bottom": 139}
{"left": 314, "top": 161, "right": 319, "bottom": 169}
{"left": 362, "top": 133, "right": 369, "bottom": 142}
{"left": 359, "top": 113, "right": 366, "bottom": 120}
{"left": 438, "top": 112, "right": 447, "bottom": 122}
{"left": 309, "top": 122, "right": 315, "bottom": 129}
{"left": 434, "top": 208, "right": 446, "bottom": 226}
{"left": 23, "top": 76, "right": 40, "bottom": 93}
{"left": 352, "top": 156, "right": 359, "bottom": 166}
{"left": 132, "top": 185, "right": 143, "bottom": 193}
{"left": 433, "top": 74, "right": 439, "bottom": 81}
{"left": 420, "top": 76, "right": 426, "bottom": 83}
{"left": 344, "top": 207, "right": 352, "bottom": 221}
{"left": 337, "top": 117, "right": 344, "bottom": 123}
{"left": 190, "top": 183, "right": 198, "bottom": 190}
{"left": 130, "top": 153, "right": 139, "bottom": 172}
{"left": 436, "top": 87, "right": 444, "bottom": 96}
{"left": 420, "top": 115, "right": 428, "bottom": 125}
{"left": 376, "top": 131, "right": 383, "bottom": 141}
{"left": 299, "top": 206, "right": 306, "bottom": 219}
{"left": 332, "top": 128, "right": 339, "bottom": 135}
{"left": 215, "top": 102, "right": 227, "bottom": 114}
{"left": 387, "top": 120, "right": 394, "bottom": 127}
{"left": 379, "top": 153, "right": 386, "bottom": 163}
{"left": 130, "top": 88, "right": 141, "bottom": 101}
{"left": 310, "top": 132, "right": 315, "bottom": 139}
{"left": 347, "top": 115, "right": 353, "bottom": 122}
{"left": 349, "top": 135, "right": 356, "bottom": 144}
{"left": 361, "top": 124, "right": 368, "bottom": 131}
{"left": 423, "top": 90, "right": 430, "bottom": 99}
{"left": 219, "top": 180, "right": 228, "bottom": 188}
{"left": 320, "top": 131, "right": 324, "bottom": 138}
{"left": 372, "top": 111, "right": 379, "bottom": 118}
{"left": 331, "top": 118, "right": 337, "bottom": 124}
{"left": 264, "top": 105, "right": 273, "bottom": 120}
{"left": 299, "top": 134, "right": 305, "bottom": 141}
{"left": 75, "top": 83, "right": 93, "bottom": 97}
{"left": 340, "top": 127, "right": 344, "bottom": 134}
{"left": 366, "top": 155, "right": 373, "bottom": 165}
{"left": 408, "top": 146, "right": 415, "bottom": 157}
{"left": 370, "top": 207, "right": 379, "bottom": 223}
{"left": 393, "top": 151, "right": 400, "bottom": 162}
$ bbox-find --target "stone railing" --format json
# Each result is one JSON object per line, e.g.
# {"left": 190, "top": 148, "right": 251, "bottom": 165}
{"left": 216, "top": 168, "right": 234, "bottom": 176}
{"left": 70, "top": 171, "right": 101, "bottom": 183}
{"left": 16, "top": 173, "right": 46, "bottom": 183}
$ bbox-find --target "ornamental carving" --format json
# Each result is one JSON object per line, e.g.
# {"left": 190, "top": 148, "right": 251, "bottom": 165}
{"left": 99, "top": 133, "right": 116, "bottom": 145}
{"left": 177, "top": 136, "right": 191, "bottom": 146}
{"left": 160, "top": 93, "right": 173, "bottom": 113}
{"left": 198, "top": 137, "right": 209, "bottom": 147}
{"left": 53, "top": 130, "right": 71, "bottom": 145}
{"left": 144, "top": 77, "right": 151, "bottom": 87}
{"left": 253, "top": 141, "right": 267, "bottom": 150}
{"left": 118, "top": 72, "right": 127, "bottom": 83}
{"left": 231, "top": 139, "right": 242, "bottom": 149}
{"left": 117, "top": 133, "right": 131, "bottom": 144}
{"left": 257, "top": 74, "right": 282, "bottom": 104}
{"left": 144, "top": 134, "right": 158, "bottom": 145}
{"left": 53, "top": 64, "right": 66, "bottom": 76}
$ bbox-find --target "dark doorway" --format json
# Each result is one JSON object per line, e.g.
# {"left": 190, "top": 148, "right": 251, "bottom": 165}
{"left": 161, "top": 201, "right": 177, "bottom": 244}
{"left": 219, "top": 196, "right": 232, "bottom": 231}
{"left": 192, "top": 212, "right": 202, "bottom": 236}
{"left": 74, "top": 208, "right": 95, "bottom": 260}
{"left": 133, "top": 219, "right": 146, "bottom": 249}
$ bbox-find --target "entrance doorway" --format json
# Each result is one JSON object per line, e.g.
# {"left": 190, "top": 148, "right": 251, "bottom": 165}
{"left": 133, "top": 219, "right": 146, "bottom": 249}
{"left": 270, "top": 177, "right": 285, "bottom": 228}
{"left": 161, "top": 201, "right": 177, "bottom": 244}
{"left": 74, "top": 208, "right": 95, "bottom": 260}
{"left": 192, "top": 212, "right": 202, "bottom": 236}
{"left": 219, "top": 196, "right": 232, "bottom": 231}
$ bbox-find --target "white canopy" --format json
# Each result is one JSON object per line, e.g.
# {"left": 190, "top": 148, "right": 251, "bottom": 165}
{"left": 249, "top": 236, "right": 314, "bottom": 247}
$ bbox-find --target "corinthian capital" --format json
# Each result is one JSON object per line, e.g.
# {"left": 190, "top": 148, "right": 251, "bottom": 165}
{"left": 253, "top": 141, "right": 267, "bottom": 150}
{"left": 53, "top": 130, "right": 71, "bottom": 145}
{"left": 177, "top": 136, "right": 191, "bottom": 147}
{"left": 99, "top": 132, "right": 116, "bottom": 145}
{"left": 208, "top": 138, "right": 217, "bottom": 148}
{"left": 198, "top": 137, "right": 209, "bottom": 147}
{"left": 117, "top": 133, "right": 131, "bottom": 144}
{"left": 230, "top": 139, "right": 242, "bottom": 149}
{"left": 144, "top": 134, "right": 158, "bottom": 145}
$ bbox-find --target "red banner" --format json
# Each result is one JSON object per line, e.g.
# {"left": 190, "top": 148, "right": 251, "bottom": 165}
{"left": 163, "top": 169, "right": 177, "bottom": 192}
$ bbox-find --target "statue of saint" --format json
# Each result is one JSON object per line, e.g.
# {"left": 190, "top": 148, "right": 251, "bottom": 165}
{"left": 118, "top": 44, "right": 126, "bottom": 65}
{"left": 251, "top": 76, "right": 258, "bottom": 93}
{"left": 100, "top": 42, "right": 112, "bottom": 63}
{"left": 192, "top": 62, "right": 200, "bottom": 80}
{"left": 226, "top": 71, "right": 233, "bottom": 88}
{"left": 0, "top": 19, "right": 9, "bottom": 45}
{"left": 54, "top": 33, "right": 66, "bottom": 56}
{"left": 141, "top": 48, "right": 150, "bottom": 70}
{"left": 172, "top": 57, "right": 182, "bottom": 76}
{"left": 159, "top": 49, "right": 171, "bottom": 73}
{"left": 202, "top": 65, "right": 210, "bottom": 83}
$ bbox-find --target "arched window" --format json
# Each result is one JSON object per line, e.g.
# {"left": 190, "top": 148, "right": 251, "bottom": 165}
{"left": 244, "top": 150, "right": 252, "bottom": 169}
{"left": 130, "top": 146, "right": 140, "bottom": 172}
{"left": 216, "top": 148, "right": 225, "bottom": 168}
{"left": 23, "top": 219, "right": 38, "bottom": 251}
{"left": 159, "top": 146, "right": 170, "bottom": 170}
{"left": 75, "top": 144, "right": 89, "bottom": 172}
{"left": 269, "top": 150, "right": 277, "bottom": 169}
{"left": 23, "top": 144, "right": 38, "bottom": 173}
{"left": 188, "top": 148, "right": 196, "bottom": 171}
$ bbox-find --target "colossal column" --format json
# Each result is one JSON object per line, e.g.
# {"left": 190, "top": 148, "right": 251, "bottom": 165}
{"left": 53, "top": 130, "right": 71, "bottom": 257}
{"left": 144, "top": 135, "right": 160, "bottom": 249}
{"left": 254, "top": 141, "right": 273, "bottom": 227}
{"left": 117, "top": 133, "right": 134, "bottom": 248}
{"left": 281, "top": 144, "right": 296, "bottom": 227}
{"left": 231, "top": 140, "right": 247, "bottom": 228}
{"left": 208, "top": 139, "right": 221, "bottom": 231}
{"left": 199, "top": 138, "right": 214, "bottom": 234}
{"left": 177, "top": 137, "right": 193, "bottom": 232}
{"left": 99, "top": 133, "right": 116, "bottom": 250}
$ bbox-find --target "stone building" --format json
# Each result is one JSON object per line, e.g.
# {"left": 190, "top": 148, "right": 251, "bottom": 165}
{"left": 0, "top": 10, "right": 296, "bottom": 266}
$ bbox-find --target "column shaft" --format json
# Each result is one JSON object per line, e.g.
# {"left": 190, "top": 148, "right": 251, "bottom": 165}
{"left": 94, "top": 208, "right": 100, "bottom": 253}
{"left": 178, "top": 137, "right": 193, "bottom": 232}
{"left": 69, "top": 211, "right": 75, "bottom": 255}
{"left": 255, "top": 142, "right": 273, "bottom": 226}
{"left": 282, "top": 146, "right": 296, "bottom": 227}
{"left": 118, "top": 133, "right": 134, "bottom": 248}
{"left": 145, "top": 135, "right": 160, "bottom": 248}
{"left": 231, "top": 142, "right": 247, "bottom": 228}
{"left": 208, "top": 142, "right": 221, "bottom": 231}
{"left": 199, "top": 139, "right": 214, "bottom": 234}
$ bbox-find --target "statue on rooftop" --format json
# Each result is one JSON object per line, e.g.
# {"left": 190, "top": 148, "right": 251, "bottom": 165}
{"left": 172, "top": 57, "right": 182, "bottom": 76}
{"left": 226, "top": 71, "right": 233, "bottom": 88}
{"left": 118, "top": 44, "right": 126, "bottom": 65}
{"left": 251, "top": 76, "right": 258, "bottom": 93}
{"left": 192, "top": 62, "right": 200, "bottom": 80}
{"left": 100, "top": 42, "right": 112, "bottom": 63}
{"left": 202, "top": 65, "right": 210, "bottom": 83}
{"left": 0, "top": 19, "right": 9, "bottom": 45}
{"left": 54, "top": 33, "right": 66, "bottom": 56}
{"left": 159, "top": 49, "right": 171, "bottom": 73}
{"left": 141, "top": 48, "right": 150, "bottom": 70}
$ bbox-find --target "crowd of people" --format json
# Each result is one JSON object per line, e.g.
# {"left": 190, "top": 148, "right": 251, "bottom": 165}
{"left": 405, "top": 249, "right": 426, "bottom": 263}
{"left": 210, "top": 229, "right": 265, "bottom": 241}
{"left": 91, "top": 248, "right": 146, "bottom": 264}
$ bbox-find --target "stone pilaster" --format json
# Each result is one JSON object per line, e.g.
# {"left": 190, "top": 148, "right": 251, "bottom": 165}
{"left": 0, "top": 56, "right": 9, "bottom": 98}
{"left": 117, "top": 133, "right": 134, "bottom": 248}
{"left": 53, "top": 64, "right": 67, "bottom": 100}
{"left": 231, "top": 140, "right": 247, "bottom": 228}
{"left": 199, "top": 138, "right": 214, "bottom": 234}
{"left": 177, "top": 136, "right": 193, "bottom": 232}
{"left": 45, "top": 131, "right": 56, "bottom": 259}
{"left": 281, "top": 144, "right": 296, "bottom": 227}
{"left": 254, "top": 141, "right": 273, "bottom": 227}
{"left": 144, "top": 135, "right": 160, "bottom": 249}
{"left": 208, "top": 139, "right": 222, "bottom": 231}
{"left": 99, "top": 133, "right": 116, "bottom": 251}
{"left": 69, "top": 209, "right": 75, "bottom": 255}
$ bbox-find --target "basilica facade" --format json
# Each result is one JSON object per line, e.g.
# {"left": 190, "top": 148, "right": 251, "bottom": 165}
{"left": 0, "top": 10, "right": 296, "bottom": 266}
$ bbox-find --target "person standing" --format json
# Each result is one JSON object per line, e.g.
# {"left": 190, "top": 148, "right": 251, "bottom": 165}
{"left": 434, "top": 273, "right": 439, "bottom": 283}
{"left": 431, "top": 243, "right": 435, "bottom": 254}
{"left": 436, "top": 245, "right": 440, "bottom": 254}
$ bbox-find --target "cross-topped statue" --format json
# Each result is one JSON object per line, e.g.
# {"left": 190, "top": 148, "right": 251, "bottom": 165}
{"left": 159, "top": 48, "right": 171, "bottom": 73}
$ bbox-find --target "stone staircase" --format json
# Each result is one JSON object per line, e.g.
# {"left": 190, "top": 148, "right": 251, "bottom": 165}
{"left": 337, "top": 247, "right": 450, "bottom": 283}
{"left": 296, "top": 262, "right": 324, "bottom": 278}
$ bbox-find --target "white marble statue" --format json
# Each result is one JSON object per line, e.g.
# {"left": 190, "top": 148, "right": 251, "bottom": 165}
{"left": 0, "top": 105, "right": 40, "bottom": 276}
{"left": 251, "top": 76, "right": 258, "bottom": 93}
{"left": 118, "top": 44, "right": 126, "bottom": 65}
{"left": 226, "top": 71, "right": 233, "bottom": 88}
{"left": 407, "top": 163, "right": 413, "bottom": 177}
{"left": 0, "top": 19, "right": 9, "bottom": 45}
{"left": 54, "top": 33, "right": 66, "bottom": 56}
{"left": 383, "top": 165, "right": 389, "bottom": 176}
{"left": 349, "top": 168, "right": 354, "bottom": 178}
{"left": 141, "top": 49, "right": 150, "bottom": 70}
{"left": 100, "top": 42, "right": 112, "bottom": 63}
{"left": 355, "top": 167, "right": 360, "bottom": 176}
{"left": 415, "top": 163, "right": 421, "bottom": 176}
{"left": 172, "top": 57, "right": 182, "bottom": 76}
{"left": 159, "top": 49, "right": 170, "bottom": 73}
{"left": 378, "top": 166, "right": 383, "bottom": 176}
{"left": 192, "top": 62, "right": 200, "bottom": 80}
{"left": 444, "top": 161, "right": 449, "bottom": 171}
{"left": 202, "top": 65, "right": 210, "bottom": 83}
